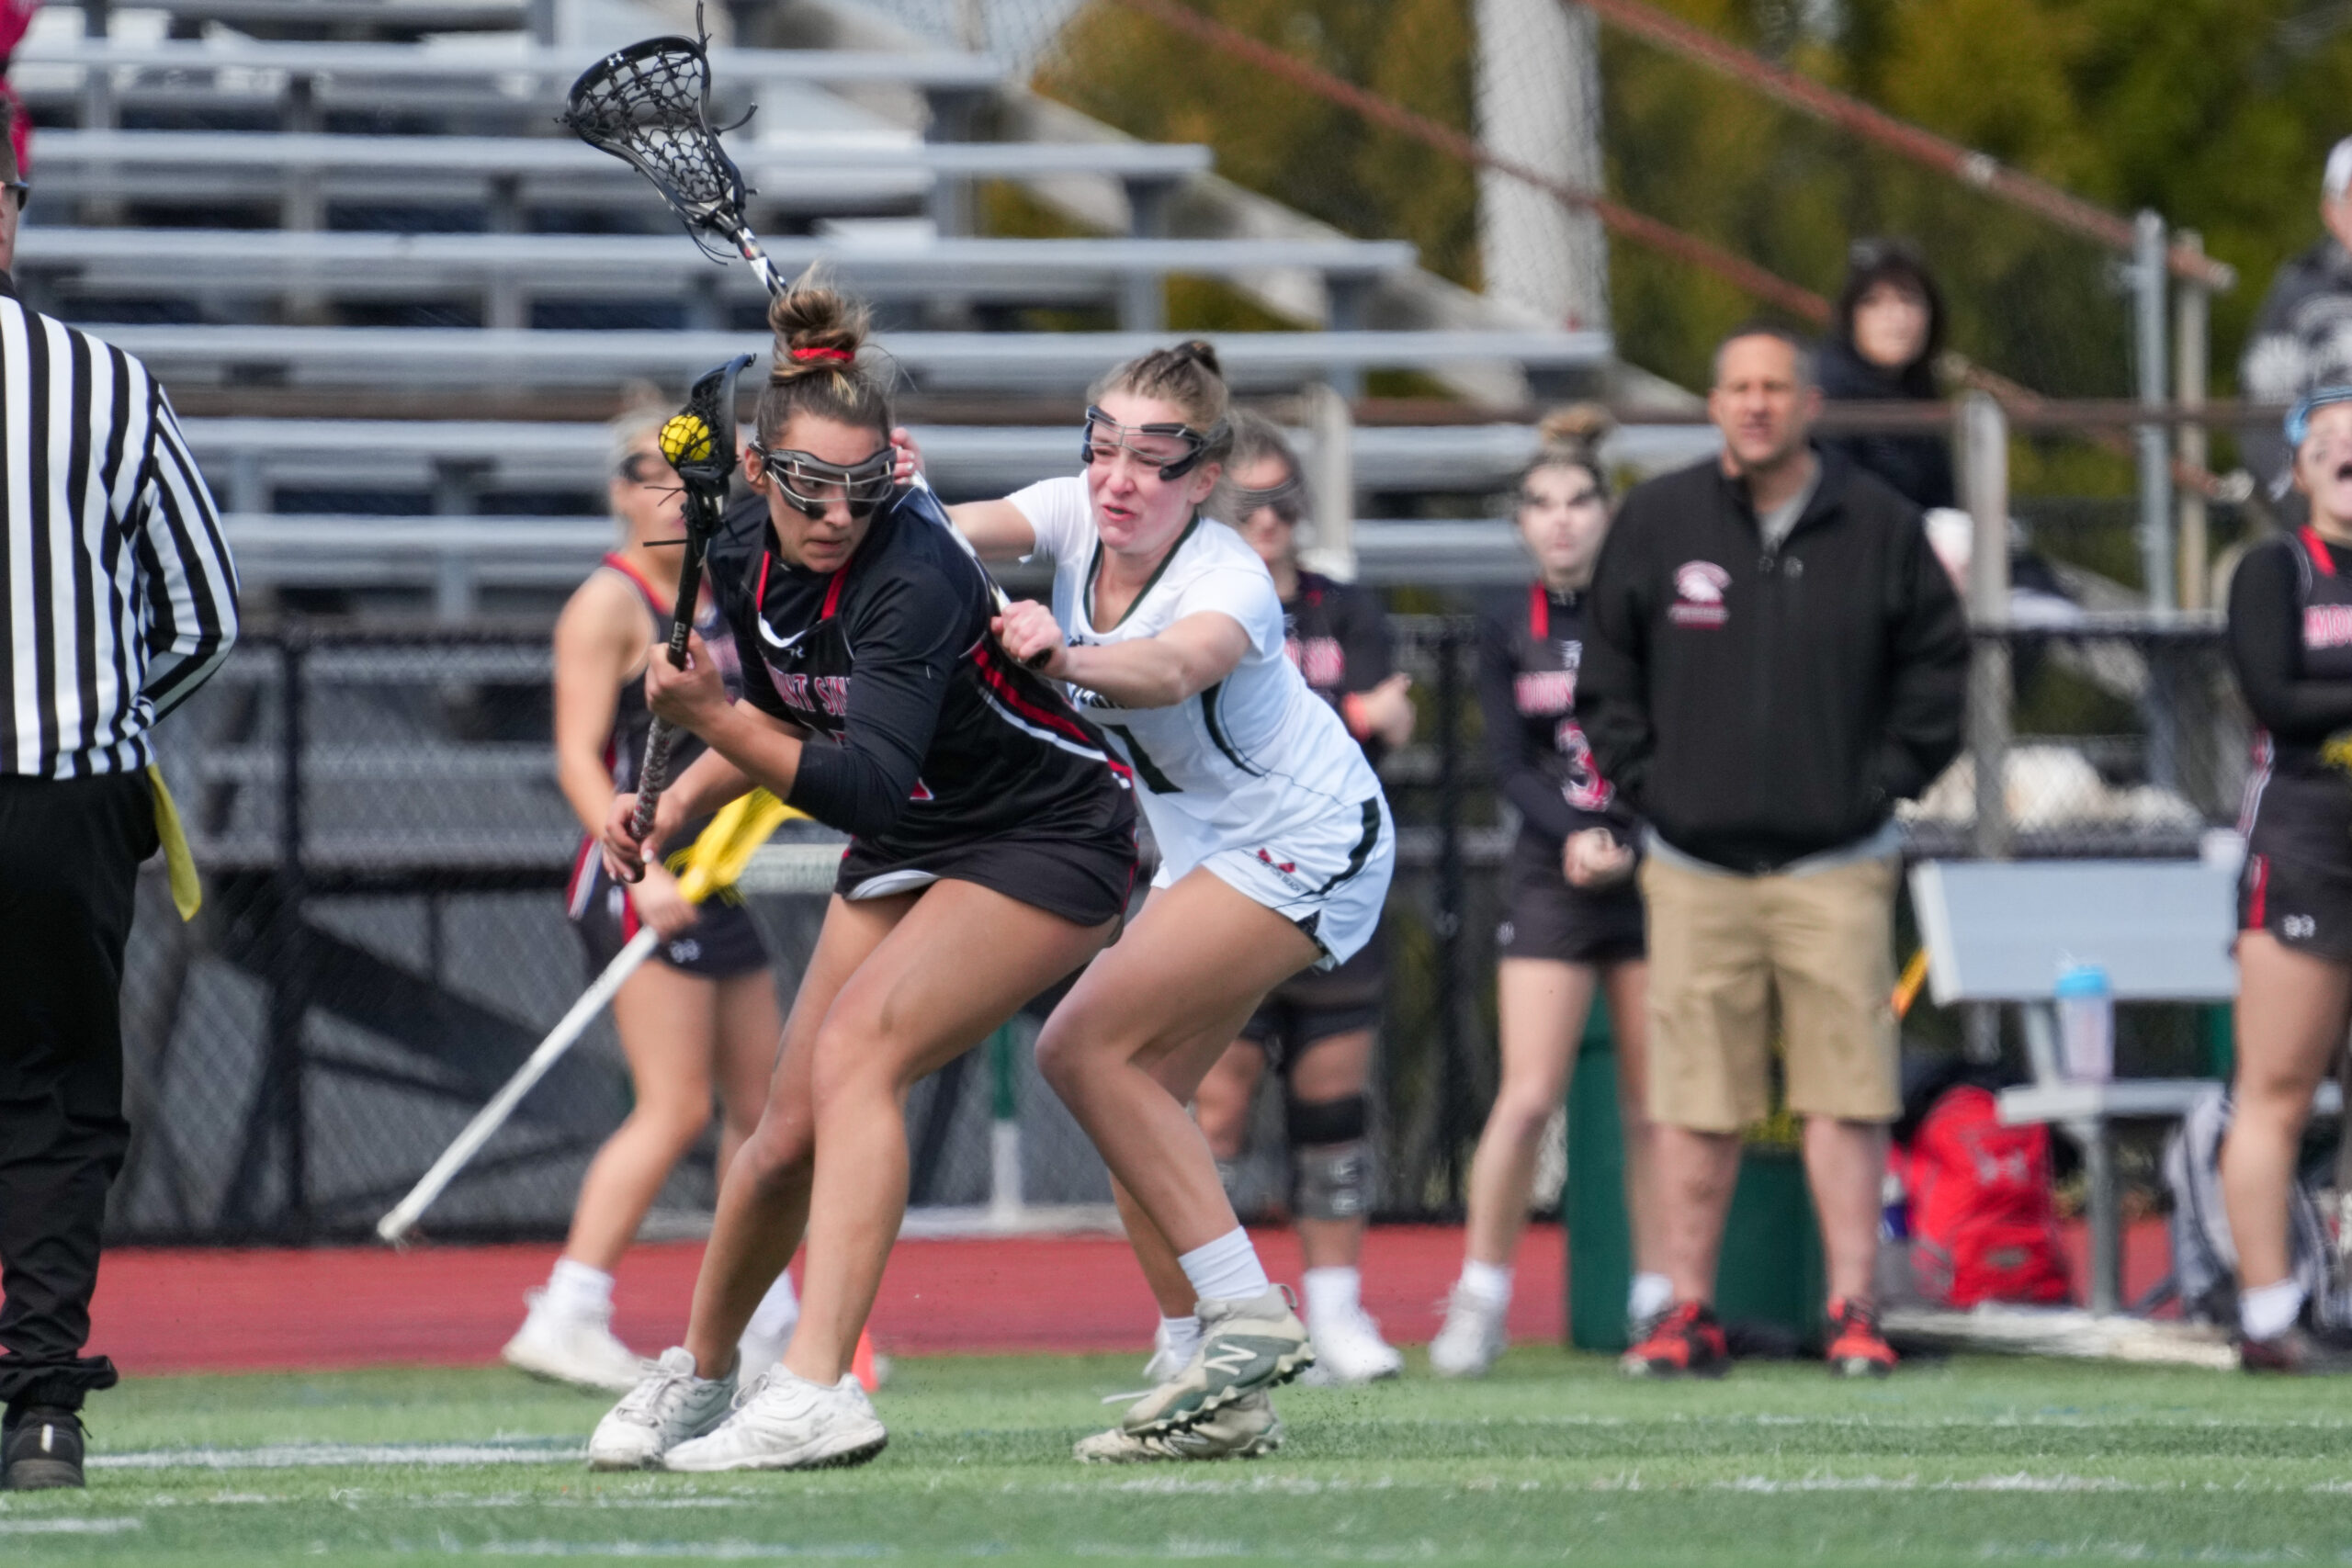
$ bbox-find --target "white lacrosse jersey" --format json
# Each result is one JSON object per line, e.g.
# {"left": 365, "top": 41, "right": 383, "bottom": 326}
{"left": 1009, "top": 475, "right": 1384, "bottom": 881}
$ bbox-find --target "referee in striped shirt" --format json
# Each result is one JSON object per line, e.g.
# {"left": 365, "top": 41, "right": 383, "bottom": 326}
{"left": 0, "top": 110, "right": 239, "bottom": 1490}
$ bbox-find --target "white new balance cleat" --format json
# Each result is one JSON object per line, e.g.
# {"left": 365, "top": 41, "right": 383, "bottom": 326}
{"left": 502, "top": 1291, "right": 649, "bottom": 1393}
{"left": 1122, "top": 1287, "right": 1314, "bottom": 1436}
{"left": 1075, "top": 1390, "right": 1283, "bottom": 1463}
{"left": 1300, "top": 1303, "right": 1403, "bottom": 1386}
{"left": 587, "top": 1347, "right": 736, "bottom": 1471}
{"left": 662, "top": 1367, "right": 888, "bottom": 1472}
{"left": 1427, "top": 1284, "right": 1508, "bottom": 1379}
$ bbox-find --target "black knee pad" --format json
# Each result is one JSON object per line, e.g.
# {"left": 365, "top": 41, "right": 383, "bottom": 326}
{"left": 1286, "top": 1094, "right": 1372, "bottom": 1222}
{"left": 1285, "top": 1092, "right": 1368, "bottom": 1148}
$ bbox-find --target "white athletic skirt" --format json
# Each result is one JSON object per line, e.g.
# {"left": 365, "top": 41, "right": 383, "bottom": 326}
{"left": 1151, "top": 792, "right": 1396, "bottom": 970}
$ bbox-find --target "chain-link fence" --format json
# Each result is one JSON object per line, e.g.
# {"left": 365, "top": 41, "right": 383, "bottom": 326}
{"left": 110, "top": 608, "right": 2246, "bottom": 1244}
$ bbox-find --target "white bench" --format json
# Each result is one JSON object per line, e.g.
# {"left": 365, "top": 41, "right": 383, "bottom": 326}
{"left": 1907, "top": 857, "right": 2317, "bottom": 1314}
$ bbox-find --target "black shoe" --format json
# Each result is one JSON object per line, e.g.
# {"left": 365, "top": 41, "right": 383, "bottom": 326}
{"left": 3, "top": 1405, "right": 85, "bottom": 1490}
{"left": 2241, "top": 1325, "right": 2352, "bottom": 1375}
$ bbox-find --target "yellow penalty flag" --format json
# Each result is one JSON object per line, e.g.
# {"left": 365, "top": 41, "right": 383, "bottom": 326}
{"left": 673, "top": 788, "right": 801, "bottom": 905}
{"left": 146, "top": 764, "right": 203, "bottom": 921}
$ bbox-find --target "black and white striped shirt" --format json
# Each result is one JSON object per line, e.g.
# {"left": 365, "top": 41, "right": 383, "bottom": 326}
{"left": 0, "top": 276, "right": 238, "bottom": 777}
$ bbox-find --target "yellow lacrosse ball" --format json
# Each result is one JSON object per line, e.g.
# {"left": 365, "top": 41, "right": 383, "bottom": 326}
{"left": 660, "top": 413, "right": 715, "bottom": 467}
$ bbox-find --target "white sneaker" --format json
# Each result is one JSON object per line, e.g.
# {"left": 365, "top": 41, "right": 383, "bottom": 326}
{"left": 662, "top": 1368, "right": 888, "bottom": 1472}
{"left": 1122, "top": 1287, "right": 1314, "bottom": 1436}
{"left": 1074, "top": 1391, "right": 1283, "bottom": 1463}
{"left": 1301, "top": 1303, "right": 1403, "bottom": 1386}
{"left": 502, "top": 1291, "right": 649, "bottom": 1393}
{"left": 1428, "top": 1284, "right": 1508, "bottom": 1379}
{"left": 587, "top": 1348, "right": 736, "bottom": 1471}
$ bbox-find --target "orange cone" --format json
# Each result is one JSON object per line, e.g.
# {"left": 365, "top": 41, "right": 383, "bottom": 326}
{"left": 851, "top": 1327, "right": 881, "bottom": 1393}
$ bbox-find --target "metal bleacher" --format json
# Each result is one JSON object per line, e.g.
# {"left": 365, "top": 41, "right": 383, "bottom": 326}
{"left": 12, "top": 0, "right": 1618, "bottom": 610}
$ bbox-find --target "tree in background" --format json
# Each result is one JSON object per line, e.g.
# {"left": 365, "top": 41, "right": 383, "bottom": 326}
{"left": 1037, "top": 0, "right": 2352, "bottom": 421}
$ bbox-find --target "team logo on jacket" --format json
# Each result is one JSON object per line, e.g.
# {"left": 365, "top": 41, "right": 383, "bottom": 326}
{"left": 1668, "top": 560, "right": 1732, "bottom": 627}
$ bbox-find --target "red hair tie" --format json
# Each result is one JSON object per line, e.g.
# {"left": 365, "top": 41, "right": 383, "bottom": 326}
{"left": 790, "top": 346, "right": 854, "bottom": 363}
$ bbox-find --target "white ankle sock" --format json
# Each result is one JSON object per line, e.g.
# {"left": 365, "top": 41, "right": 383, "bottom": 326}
{"left": 1159, "top": 1314, "right": 1203, "bottom": 1365}
{"left": 1302, "top": 1266, "right": 1362, "bottom": 1324}
{"left": 544, "top": 1258, "right": 614, "bottom": 1320}
{"left": 1178, "top": 1228, "right": 1272, "bottom": 1303}
{"left": 2241, "top": 1277, "right": 2307, "bottom": 1340}
{"left": 1459, "top": 1260, "right": 1512, "bottom": 1310}
{"left": 746, "top": 1270, "right": 801, "bottom": 1341}
{"left": 1628, "top": 1271, "right": 1674, "bottom": 1323}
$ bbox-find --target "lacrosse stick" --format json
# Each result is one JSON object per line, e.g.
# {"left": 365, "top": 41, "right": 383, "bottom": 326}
{"left": 377, "top": 789, "right": 805, "bottom": 1246}
{"left": 567, "top": 22, "right": 1048, "bottom": 660}
{"left": 561, "top": 13, "right": 787, "bottom": 300}
{"left": 624, "top": 351, "right": 755, "bottom": 851}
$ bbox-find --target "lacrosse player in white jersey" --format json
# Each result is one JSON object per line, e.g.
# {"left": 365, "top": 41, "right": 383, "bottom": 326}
{"left": 949, "top": 341, "right": 1397, "bottom": 1462}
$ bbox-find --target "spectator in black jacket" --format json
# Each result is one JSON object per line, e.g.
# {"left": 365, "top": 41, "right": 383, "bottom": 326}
{"left": 1580, "top": 323, "right": 1967, "bottom": 1382}
{"left": 2241, "top": 139, "right": 2352, "bottom": 511}
{"left": 1817, "top": 238, "right": 1954, "bottom": 513}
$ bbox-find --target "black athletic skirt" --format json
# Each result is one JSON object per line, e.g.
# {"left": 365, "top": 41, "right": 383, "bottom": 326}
{"left": 2239, "top": 848, "right": 2352, "bottom": 963}
{"left": 837, "top": 825, "right": 1138, "bottom": 929}
{"left": 569, "top": 847, "right": 772, "bottom": 981}
{"left": 1496, "top": 829, "right": 1645, "bottom": 964}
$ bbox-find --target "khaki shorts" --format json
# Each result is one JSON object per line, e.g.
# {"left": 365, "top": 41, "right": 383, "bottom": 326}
{"left": 1639, "top": 852, "right": 1901, "bottom": 1132}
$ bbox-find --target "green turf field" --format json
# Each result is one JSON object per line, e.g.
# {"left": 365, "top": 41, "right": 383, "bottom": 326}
{"left": 6, "top": 1348, "right": 2350, "bottom": 1565}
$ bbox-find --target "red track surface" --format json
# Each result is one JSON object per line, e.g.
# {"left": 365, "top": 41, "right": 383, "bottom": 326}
{"left": 83, "top": 1220, "right": 2165, "bottom": 1376}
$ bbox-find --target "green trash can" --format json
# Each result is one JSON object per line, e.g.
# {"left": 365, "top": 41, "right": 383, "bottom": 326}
{"left": 1564, "top": 998, "right": 1826, "bottom": 1351}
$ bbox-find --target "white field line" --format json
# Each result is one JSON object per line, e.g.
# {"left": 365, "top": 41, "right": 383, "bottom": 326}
{"left": 0, "top": 1517, "right": 143, "bottom": 1533}
{"left": 92, "top": 1440, "right": 584, "bottom": 1471}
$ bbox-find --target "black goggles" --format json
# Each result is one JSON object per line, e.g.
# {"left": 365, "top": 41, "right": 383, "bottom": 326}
{"left": 753, "top": 443, "right": 896, "bottom": 520}
{"left": 1080, "top": 404, "right": 1224, "bottom": 481}
{"left": 1228, "top": 473, "right": 1306, "bottom": 524}
{"left": 1, "top": 181, "right": 27, "bottom": 214}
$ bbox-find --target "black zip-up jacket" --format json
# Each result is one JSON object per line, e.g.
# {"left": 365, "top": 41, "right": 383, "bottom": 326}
{"left": 1576, "top": 448, "right": 1967, "bottom": 874}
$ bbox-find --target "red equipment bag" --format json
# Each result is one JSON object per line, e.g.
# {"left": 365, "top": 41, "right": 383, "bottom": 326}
{"left": 1904, "top": 1085, "right": 2072, "bottom": 1308}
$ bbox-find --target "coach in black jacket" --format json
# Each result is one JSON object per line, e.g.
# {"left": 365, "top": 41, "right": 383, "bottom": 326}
{"left": 1580, "top": 323, "right": 1965, "bottom": 1379}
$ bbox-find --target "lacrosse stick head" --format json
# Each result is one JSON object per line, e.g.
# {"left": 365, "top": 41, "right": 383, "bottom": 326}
{"left": 562, "top": 30, "right": 751, "bottom": 261}
{"left": 662, "top": 353, "right": 756, "bottom": 513}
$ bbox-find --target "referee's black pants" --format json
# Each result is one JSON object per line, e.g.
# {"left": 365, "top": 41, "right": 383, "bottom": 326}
{"left": 0, "top": 773, "right": 154, "bottom": 1413}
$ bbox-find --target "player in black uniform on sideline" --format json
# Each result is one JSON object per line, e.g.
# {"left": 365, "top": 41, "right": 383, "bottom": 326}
{"left": 2222, "top": 387, "right": 2352, "bottom": 1373}
{"left": 1430, "top": 409, "right": 1664, "bottom": 1377}
{"left": 505, "top": 396, "right": 797, "bottom": 1396}
{"left": 582, "top": 285, "right": 1139, "bottom": 1472}
{"left": 1167, "top": 410, "right": 1415, "bottom": 1385}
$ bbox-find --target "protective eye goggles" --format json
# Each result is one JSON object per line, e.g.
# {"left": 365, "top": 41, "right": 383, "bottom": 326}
{"left": 1080, "top": 405, "right": 1225, "bottom": 481}
{"left": 1228, "top": 473, "right": 1306, "bottom": 524}
{"left": 2287, "top": 386, "right": 2352, "bottom": 449}
{"left": 753, "top": 444, "right": 896, "bottom": 520}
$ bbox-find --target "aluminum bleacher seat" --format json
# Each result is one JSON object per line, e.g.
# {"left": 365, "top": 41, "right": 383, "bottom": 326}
{"left": 16, "top": 225, "right": 1408, "bottom": 333}
{"left": 88, "top": 322, "right": 1612, "bottom": 391}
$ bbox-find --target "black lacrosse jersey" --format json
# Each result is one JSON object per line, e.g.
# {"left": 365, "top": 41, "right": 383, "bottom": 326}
{"left": 709, "top": 483, "right": 1137, "bottom": 859}
{"left": 1476, "top": 581, "right": 1635, "bottom": 847}
{"left": 2233, "top": 525, "right": 2352, "bottom": 870}
{"left": 1283, "top": 570, "right": 1397, "bottom": 771}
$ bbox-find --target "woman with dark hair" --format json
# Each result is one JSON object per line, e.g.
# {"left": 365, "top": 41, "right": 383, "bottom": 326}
{"left": 582, "top": 282, "right": 1140, "bottom": 1472}
{"left": 1818, "top": 238, "right": 1954, "bottom": 512}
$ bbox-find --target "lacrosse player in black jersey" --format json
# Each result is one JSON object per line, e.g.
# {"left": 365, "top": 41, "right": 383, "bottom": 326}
{"left": 583, "top": 285, "right": 1140, "bottom": 1472}
{"left": 1159, "top": 410, "right": 1414, "bottom": 1386}
{"left": 1430, "top": 410, "right": 1661, "bottom": 1377}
